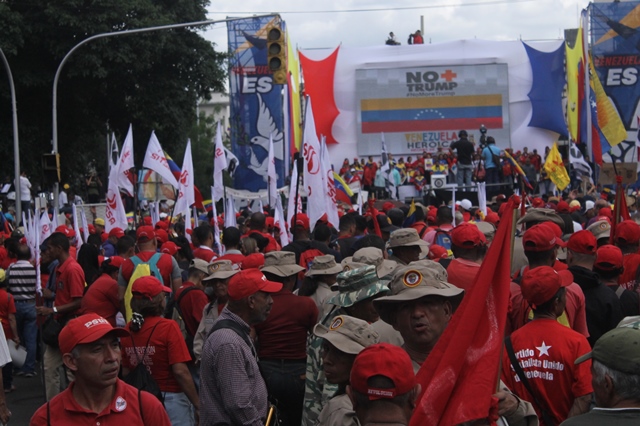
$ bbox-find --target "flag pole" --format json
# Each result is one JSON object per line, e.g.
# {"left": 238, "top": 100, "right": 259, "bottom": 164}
{"left": 292, "top": 157, "right": 302, "bottom": 241}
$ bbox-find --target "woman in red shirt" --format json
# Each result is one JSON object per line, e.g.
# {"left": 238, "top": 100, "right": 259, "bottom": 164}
{"left": 121, "top": 276, "right": 199, "bottom": 425}
{"left": 0, "top": 279, "right": 19, "bottom": 392}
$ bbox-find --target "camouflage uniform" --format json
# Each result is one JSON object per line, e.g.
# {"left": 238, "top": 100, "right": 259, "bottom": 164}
{"left": 301, "top": 265, "right": 389, "bottom": 426}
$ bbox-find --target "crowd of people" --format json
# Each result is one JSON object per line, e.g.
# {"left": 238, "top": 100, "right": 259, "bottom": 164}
{"left": 0, "top": 182, "right": 637, "bottom": 425}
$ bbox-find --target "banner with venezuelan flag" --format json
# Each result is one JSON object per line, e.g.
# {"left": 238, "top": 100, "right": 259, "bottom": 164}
{"left": 333, "top": 172, "right": 354, "bottom": 204}
{"left": 503, "top": 150, "right": 534, "bottom": 190}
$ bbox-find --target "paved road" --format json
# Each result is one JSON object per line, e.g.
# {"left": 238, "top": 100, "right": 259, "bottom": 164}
{"left": 6, "top": 368, "right": 47, "bottom": 425}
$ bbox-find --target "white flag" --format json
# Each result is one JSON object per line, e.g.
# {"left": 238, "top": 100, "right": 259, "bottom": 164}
{"left": 143, "top": 131, "right": 179, "bottom": 188}
{"left": 40, "top": 211, "right": 52, "bottom": 244}
{"left": 72, "top": 204, "right": 83, "bottom": 254}
{"left": 80, "top": 207, "right": 90, "bottom": 244}
{"left": 267, "top": 133, "right": 278, "bottom": 207}
{"left": 174, "top": 140, "right": 195, "bottom": 219}
{"left": 274, "top": 195, "right": 289, "bottom": 247}
{"left": 105, "top": 166, "right": 128, "bottom": 233}
{"left": 302, "top": 97, "right": 325, "bottom": 232}
{"left": 320, "top": 137, "right": 339, "bottom": 228}
{"left": 110, "top": 132, "right": 119, "bottom": 169}
{"left": 116, "top": 124, "right": 135, "bottom": 196}
{"left": 477, "top": 182, "right": 487, "bottom": 217}
{"left": 213, "top": 122, "right": 227, "bottom": 202}
{"left": 211, "top": 187, "right": 223, "bottom": 254}
{"left": 287, "top": 159, "right": 302, "bottom": 236}
{"left": 225, "top": 195, "right": 237, "bottom": 228}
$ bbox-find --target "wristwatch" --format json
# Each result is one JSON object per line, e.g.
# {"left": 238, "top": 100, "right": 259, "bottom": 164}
{"left": 53, "top": 307, "right": 58, "bottom": 314}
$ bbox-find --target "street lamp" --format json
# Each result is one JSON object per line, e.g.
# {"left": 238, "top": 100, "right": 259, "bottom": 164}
{"left": 51, "top": 14, "right": 276, "bottom": 215}
{"left": 0, "top": 48, "right": 22, "bottom": 223}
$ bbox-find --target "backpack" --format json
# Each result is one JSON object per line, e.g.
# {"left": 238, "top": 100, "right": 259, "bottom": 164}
{"left": 125, "top": 253, "right": 164, "bottom": 322}
{"left": 123, "top": 322, "right": 164, "bottom": 404}
{"left": 485, "top": 146, "right": 501, "bottom": 168}
{"left": 434, "top": 228, "right": 452, "bottom": 257}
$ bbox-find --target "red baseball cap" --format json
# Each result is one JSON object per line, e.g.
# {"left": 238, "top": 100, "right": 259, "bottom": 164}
{"left": 532, "top": 198, "right": 545, "bottom": 208}
{"left": 594, "top": 244, "right": 623, "bottom": 271}
{"left": 88, "top": 224, "right": 96, "bottom": 234}
{"left": 523, "top": 224, "right": 560, "bottom": 252}
{"left": 294, "top": 213, "right": 310, "bottom": 231}
{"left": 55, "top": 225, "right": 76, "bottom": 238}
{"left": 155, "top": 220, "right": 169, "bottom": 231}
{"left": 143, "top": 216, "right": 152, "bottom": 225}
{"left": 155, "top": 229, "right": 169, "bottom": 245}
{"left": 567, "top": 230, "right": 597, "bottom": 255}
{"left": 100, "top": 233, "right": 109, "bottom": 243}
{"left": 427, "top": 244, "right": 449, "bottom": 260}
{"left": 382, "top": 202, "right": 394, "bottom": 213}
{"left": 131, "top": 276, "right": 172, "bottom": 299}
{"left": 227, "top": 269, "right": 282, "bottom": 300}
{"left": 484, "top": 212, "right": 500, "bottom": 225}
{"left": 103, "top": 255, "right": 125, "bottom": 269}
{"left": 350, "top": 343, "right": 416, "bottom": 400}
{"left": 598, "top": 207, "right": 613, "bottom": 220}
{"left": 539, "top": 221, "right": 566, "bottom": 248}
{"left": 521, "top": 266, "right": 573, "bottom": 308}
{"left": 556, "top": 200, "right": 571, "bottom": 214}
{"left": 241, "top": 253, "right": 265, "bottom": 270}
{"left": 614, "top": 220, "right": 640, "bottom": 245}
{"left": 160, "top": 241, "right": 179, "bottom": 256}
{"left": 108, "top": 227, "right": 125, "bottom": 239}
{"left": 59, "top": 313, "right": 129, "bottom": 355}
{"left": 451, "top": 223, "right": 486, "bottom": 248}
{"left": 136, "top": 226, "right": 156, "bottom": 242}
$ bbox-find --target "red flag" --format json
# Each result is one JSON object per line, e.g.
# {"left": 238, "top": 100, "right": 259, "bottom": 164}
{"left": 609, "top": 175, "right": 631, "bottom": 244}
{"left": 410, "top": 196, "right": 519, "bottom": 426}
{"left": 367, "top": 199, "right": 382, "bottom": 238}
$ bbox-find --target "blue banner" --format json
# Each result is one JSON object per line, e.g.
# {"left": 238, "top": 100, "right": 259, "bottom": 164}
{"left": 227, "top": 15, "right": 287, "bottom": 193}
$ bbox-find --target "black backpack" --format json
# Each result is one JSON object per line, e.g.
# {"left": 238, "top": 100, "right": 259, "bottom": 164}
{"left": 123, "top": 322, "right": 164, "bottom": 404}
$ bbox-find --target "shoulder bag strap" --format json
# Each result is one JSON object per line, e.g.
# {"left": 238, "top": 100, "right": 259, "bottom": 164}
{"left": 130, "top": 321, "right": 161, "bottom": 365}
{"left": 505, "top": 336, "right": 557, "bottom": 426}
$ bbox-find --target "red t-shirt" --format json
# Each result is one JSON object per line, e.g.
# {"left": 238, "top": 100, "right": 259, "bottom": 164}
{"left": 216, "top": 252, "right": 245, "bottom": 267}
{"left": 120, "top": 252, "right": 176, "bottom": 287}
{"left": 193, "top": 247, "right": 217, "bottom": 262}
{"left": 245, "top": 231, "right": 280, "bottom": 253}
{"left": 254, "top": 291, "right": 318, "bottom": 360}
{"left": 30, "top": 379, "right": 171, "bottom": 426}
{"left": 619, "top": 253, "right": 640, "bottom": 291}
{"left": 446, "top": 258, "right": 480, "bottom": 291}
{"left": 121, "top": 316, "right": 191, "bottom": 393}
{"left": 501, "top": 319, "right": 593, "bottom": 425}
{"left": 0, "top": 289, "right": 16, "bottom": 339}
{"left": 508, "top": 282, "right": 589, "bottom": 338}
{"left": 81, "top": 273, "right": 120, "bottom": 327}
{"left": 69, "top": 246, "right": 77, "bottom": 260}
{"left": 175, "top": 282, "right": 208, "bottom": 336}
{"left": 54, "top": 257, "right": 85, "bottom": 317}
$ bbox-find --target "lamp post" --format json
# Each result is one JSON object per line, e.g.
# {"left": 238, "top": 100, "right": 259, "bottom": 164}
{"left": 52, "top": 14, "right": 275, "bottom": 215}
{"left": 0, "top": 48, "right": 22, "bottom": 223}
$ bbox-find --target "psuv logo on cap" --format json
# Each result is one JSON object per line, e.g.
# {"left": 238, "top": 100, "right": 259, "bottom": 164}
{"left": 84, "top": 318, "right": 109, "bottom": 329}
{"left": 330, "top": 316, "right": 344, "bottom": 330}
{"left": 403, "top": 270, "right": 422, "bottom": 288}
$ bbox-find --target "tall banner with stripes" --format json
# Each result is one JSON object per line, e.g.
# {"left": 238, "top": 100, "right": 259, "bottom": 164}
{"left": 227, "top": 15, "right": 287, "bottom": 192}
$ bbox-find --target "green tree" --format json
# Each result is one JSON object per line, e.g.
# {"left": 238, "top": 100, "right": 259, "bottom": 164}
{"left": 0, "top": 0, "right": 226, "bottom": 195}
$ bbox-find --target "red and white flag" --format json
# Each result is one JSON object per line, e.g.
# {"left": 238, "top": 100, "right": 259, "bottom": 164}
{"left": 143, "top": 131, "right": 179, "bottom": 188}
{"left": 72, "top": 204, "right": 83, "bottom": 254}
{"left": 115, "top": 124, "right": 135, "bottom": 196}
{"left": 274, "top": 195, "right": 289, "bottom": 247}
{"left": 210, "top": 187, "right": 223, "bottom": 254}
{"left": 267, "top": 133, "right": 278, "bottom": 207}
{"left": 175, "top": 140, "right": 195, "bottom": 234}
{"left": 320, "top": 137, "right": 339, "bottom": 229}
{"left": 302, "top": 97, "right": 325, "bottom": 231}
{"left": 213, "top": 122, "right": 227, "bottom": 202}
{"left": 105, "top": 166, "right": 128, "bottom": 233}
{"left": 39, "top": 211, "right": 52, "bottom": 244}
{"left": 286, "top": 159, "right": 302, "bottom": 237}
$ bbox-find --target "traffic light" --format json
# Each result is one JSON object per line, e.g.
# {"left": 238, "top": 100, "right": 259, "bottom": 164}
{"left": 42, "top": 153, "right": 61, "bottom": 182}
{"left": 267, "top": 25, "right": 287, "bottom": 85}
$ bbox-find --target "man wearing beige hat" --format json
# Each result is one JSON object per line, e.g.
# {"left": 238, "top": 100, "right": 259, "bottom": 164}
{"left": 313, "top": 315, "right": 379, "bottom": 426}
{"left": 349, "top": 247, "right": 397, "bottom": 280}
{"left": 586, "top": 219, "right": 611, "bottom": 248}
{"left": 192, "top": 260, "right": 239, "bottom": 362}
{"left": 255, "top": 252, "right": 318, "bottom": 426}
{"left": 387, "top": 228, "right": 430, "bottom": 265}
{"left": 299, "top": 254, "right": 343, "bottom": 311}
{"left": 511, "top": 208, "right": 566, "bottom": 275}
{"left": 302, "top": 265, "right": 390, "bottom": 426}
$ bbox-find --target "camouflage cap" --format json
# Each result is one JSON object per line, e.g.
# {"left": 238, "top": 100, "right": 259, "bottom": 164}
{"left": 352, "top": 247, "right": 398, "bottom": 278}
{"left": 204, "top": 259, "right": 239, "bottom": 280}
{"left": 374, "top": 263, "right": 463, "bottom": 325}
{"left": 305, "top": 254, "right": 343, "bottom": 277}
{"left": 517, "top": 208, "right": 564, "bottom": 229}
{"left": 313, "top": 315, "right": 380, "bottom": 355}
{"left": 261, "top": 251, "right": 305, "bottom": 277}
{"left": 587, "top": 219, "right": 611, "bottom": 241}
{"left": 388, "top": 228, "right": 430, "bottom": 248}
{"left": 326, "top": 265, "right": 390, "bottom": 308}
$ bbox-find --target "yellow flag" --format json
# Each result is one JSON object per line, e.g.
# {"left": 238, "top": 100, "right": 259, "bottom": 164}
{"left": 589, "top": 55, "right": 627, "bottom": 149}
{"left": 543, "top": 143, "right": 570, "bottom": 191}
{"left": 566, "top": 24, "right": 584, "bottom": 142}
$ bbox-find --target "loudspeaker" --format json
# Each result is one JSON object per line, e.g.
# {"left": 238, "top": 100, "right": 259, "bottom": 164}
{"left": 430, "top": 175, "right": 447, "bottom": 189}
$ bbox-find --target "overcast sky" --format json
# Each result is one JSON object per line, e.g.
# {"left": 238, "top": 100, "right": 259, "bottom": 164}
{"left": 201, "top": 0, "right": 591, "bottom": 52}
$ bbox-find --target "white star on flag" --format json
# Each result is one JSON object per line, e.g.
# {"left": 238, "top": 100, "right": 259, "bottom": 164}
{"left": 536, "top": 341, "right": 552, "bottom": 357}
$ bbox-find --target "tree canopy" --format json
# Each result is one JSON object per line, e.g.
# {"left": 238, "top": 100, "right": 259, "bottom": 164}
{"left": 0, "top": 0, "right": 226, "bottom": 191}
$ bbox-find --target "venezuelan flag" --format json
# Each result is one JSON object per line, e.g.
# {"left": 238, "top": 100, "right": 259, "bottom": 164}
{"left": 503, "top": 150, "right": 533, "bottom": 190}
{"left": 360, "top": 95, "right": 503, "bottom": 134}
{"left": 333, "top": 172, "right": 354, "bottom": 204}
{"left": 203, "top": 199, "right": 213, "bottom": 213}
{"left": 164, "top": 151, "right": 182, "bottom": 182}
{"left": 403, "top": 199, "right": 417, "bottom": 227}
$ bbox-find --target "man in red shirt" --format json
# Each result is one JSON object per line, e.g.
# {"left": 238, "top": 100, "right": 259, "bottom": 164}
{"left": 447, "top": 223, "right": 487, "bottom": 290}
{"left": 192, "top": 225, "right": 217, "bottom": 262}
{"left": 502, "top": 266, "right": 593, "bottom": 425}
{"left": 118, "top": 226, "right": 182, "bottom": 302}
{"left": 614, "top": 220, "right": 640, "bottom": 291}
{"left": 175, "top": 259, "right": 209, "bottom": 341}
{"left": 215, "top": 227, "right": 245, "bottom": 266}
{"left": 245, "top": 212, "right": 279, "bottom": 253}
{"left": 82, "top": 256, "right": 123, "bottom": 327}
{"left": 255, "top": 251, "right": 317, "bottom": 426}
{"left": 31, "top": 313, "right": 170, "bottom": 425}
{"left": 36, "top": 232, "right": 86, "bottom": 400}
